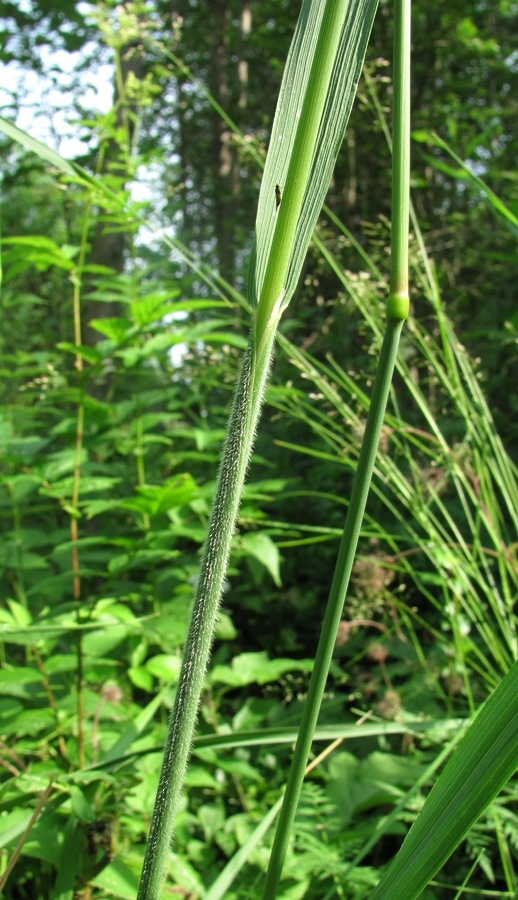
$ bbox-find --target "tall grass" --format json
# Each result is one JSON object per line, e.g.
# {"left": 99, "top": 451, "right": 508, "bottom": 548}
{"left": 137, "top": 2, "right": 381, "bottom": 896}
{"left": 0, "top": 0, "right": 516, "bottom": 896}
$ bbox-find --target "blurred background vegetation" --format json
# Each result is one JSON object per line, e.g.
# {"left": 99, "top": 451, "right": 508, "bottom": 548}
{"left": 0, "top": 1, "right": 517, "bottom": 897}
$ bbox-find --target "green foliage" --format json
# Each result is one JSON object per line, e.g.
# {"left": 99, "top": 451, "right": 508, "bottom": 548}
{"left": 0, "top": 1, "right": 517, "bottom": 898}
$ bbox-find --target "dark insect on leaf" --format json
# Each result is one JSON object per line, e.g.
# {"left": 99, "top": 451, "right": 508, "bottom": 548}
{"left": 275, "top": 184, "right": 282, "bottom": 209}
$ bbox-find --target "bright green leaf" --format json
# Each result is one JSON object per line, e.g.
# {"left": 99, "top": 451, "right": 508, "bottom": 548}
{"left": 238, "top": 531, "right": 282, "bottom": 586}
{"left": 209, "top": 652, "right": 313, "bottom": 688}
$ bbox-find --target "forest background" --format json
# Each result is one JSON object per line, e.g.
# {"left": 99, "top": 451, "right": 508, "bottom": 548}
{"left": 0, "top": 1, "right": 517, "bottom": 898}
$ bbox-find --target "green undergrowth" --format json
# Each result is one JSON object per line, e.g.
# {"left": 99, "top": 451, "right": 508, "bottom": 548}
{"left": 1, "top": 7, "right": 517, "bottom": 897}
{"left": 1, "top": 188, "right": 517, "bottom": 900}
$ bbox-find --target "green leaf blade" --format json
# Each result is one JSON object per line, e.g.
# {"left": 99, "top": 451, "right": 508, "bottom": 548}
{"left": 372, "top": 661, "right": 518, "bottom": 898}
{"left": 249, "top": 0, "right": 379, "bottom": 331}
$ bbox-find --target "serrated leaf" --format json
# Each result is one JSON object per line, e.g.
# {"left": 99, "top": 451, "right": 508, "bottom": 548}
{"left": 57, "top": 342, "right": 103, "bottom": 363}
{"left": 42, "top": 448, "right": 87, "bottom": 482}
{"left": 89, "top": 316, "right": 133, "bottom": 341}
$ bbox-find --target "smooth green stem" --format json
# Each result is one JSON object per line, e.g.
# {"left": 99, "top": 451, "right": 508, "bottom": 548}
{"left": 261, "top": 317, "right": 405, "bottom": 899}
{"left": 137, "top": 331, "right": 276, "bottom": 900}
{"left": 262, "top": 0, "right": 411, "bottom": 893}
{"left": 388, "top": 0, "right": 411, "bottom": 319}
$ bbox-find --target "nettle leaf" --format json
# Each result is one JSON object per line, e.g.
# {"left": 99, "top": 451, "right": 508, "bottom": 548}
{"left": 215, "top": 609, "right": 237, "bottom": 641}
{"left": 89, "top": 316, "right": 135, "bottom": 341}
{"left": 42, "top": 448, "right": 88, "bottom": 482}
{"left": 125, "top": 475, "right": 200, "bottom": 517}
{"left": 81, "top": 624, "right": 132, "bottom": 658}
{"left": 92, "top": 858, "right": 143, "bottom": 900}
{"left": 2, "top": 438, "right": 50, "bottom": 467}
{"left": 237, "top": 531, "right": 282, "bottom": 586}
{"left": 2, "top": 235, "right": 79, "bottom": 274}
{"left": 209, "top": 652, "right": 313, "bottom": 688}
{"left": 5, "top": 598, "right": 32, "bottom": 627}
{"left": 142, "top": 597, "right": 192, "bottom": 649}
{"left": 128, "top": 666, "right": 154, "bottom": 692}
{"left": 4, "top": 707, "right": 56, "bottom": 737}
{"left": 130, "top": 288, "right": 182, "bottom": 327}
{"left": 0, "top": 545, "right": 49, "bottom": 570}
{"left": 145, "top": 654, "right": 182, "bottom": 682}
{"left": 57, "top": 342, "right": 104, "bottom": 363}
{"left": 325, "top": 752, "right": 424, "bottom": 827}
{"left": 0, "top": 697, "right": 23, "bottom": 723}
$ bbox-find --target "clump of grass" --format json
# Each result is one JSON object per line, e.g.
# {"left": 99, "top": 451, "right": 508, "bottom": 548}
{"left": 137, "top": 2, "right": 381, "bottom": 896}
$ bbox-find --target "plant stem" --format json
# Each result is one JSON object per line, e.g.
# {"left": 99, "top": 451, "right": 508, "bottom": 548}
{"left": 261, "top": 317, "right": 405, "bottom": 899}
{"left": 261, "top": 0, "right": 410, "bottom": 893}
{"left": 137, "top": 331, "right": 276, "bottom": 900}
{"left": 388, "top": 0, "right": 411, "bottom": 319}
{"left": 138, "top": 3, "right": 381, "bottom": 894}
